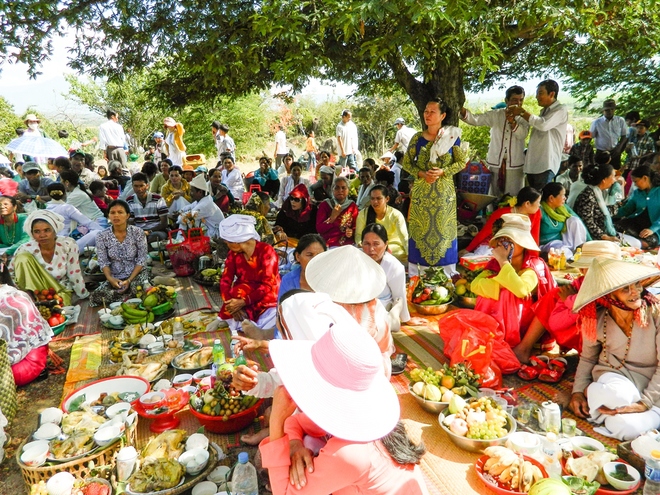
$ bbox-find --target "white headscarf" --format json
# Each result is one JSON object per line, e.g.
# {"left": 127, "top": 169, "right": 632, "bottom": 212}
{"left": 24, "top": 210, "right": 65, "bottom": 239}
{"left": 279, "top": 292, "right": 357, "bottom": 341}
{"left": 218, "top": 214, "right": 260, "bottom": 243}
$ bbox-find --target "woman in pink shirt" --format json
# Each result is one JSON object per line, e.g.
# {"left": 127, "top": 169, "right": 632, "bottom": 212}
{"left": 259, "top": 323, "right": 429, "bottom": 494}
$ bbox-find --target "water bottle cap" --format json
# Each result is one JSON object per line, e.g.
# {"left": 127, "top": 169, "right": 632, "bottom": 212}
{"left": 214, "top": 339, "right": 221, "bottom": 344}
{"left": 238, "top": 451, "right": 249, "bottom": 463}
{"left": 652, "top": 449, "right": 660, "bottom": 459}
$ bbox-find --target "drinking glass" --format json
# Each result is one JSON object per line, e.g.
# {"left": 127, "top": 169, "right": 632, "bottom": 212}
{"left": 562, "top": 418, "right": 577, "bottom": 437}
{"left": 517, "top": 404, "right": 532, "bottom": 425}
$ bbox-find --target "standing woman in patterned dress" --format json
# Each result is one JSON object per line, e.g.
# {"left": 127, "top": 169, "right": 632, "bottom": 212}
{"left": 403, "top": 98, "right": 467, "bottom": 277}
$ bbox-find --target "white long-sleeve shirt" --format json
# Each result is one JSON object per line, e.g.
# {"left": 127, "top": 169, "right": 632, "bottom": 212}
{"left": 177, "top": 195, "right": 224, "bottom": 238}
{"left": 222, "top": 168, "right": 245, "bottom": 200}
{"left": 47, "top": 201, "right": 102, "bottom": 235}
{"left": 520, "top": 101, "right": 568, "bottom": 175}
{"left": 98, "top": 119, "right": 126, "bottom": 149}
{"left": 462, "top": 108, "right": 529, "bottom": 168}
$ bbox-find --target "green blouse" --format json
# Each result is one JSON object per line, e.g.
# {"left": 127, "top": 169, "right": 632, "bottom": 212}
{"left": 0, "top": 213, "right": 30, "bottom": 255}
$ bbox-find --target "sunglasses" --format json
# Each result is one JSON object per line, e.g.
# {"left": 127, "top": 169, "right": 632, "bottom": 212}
{"left": 290, "top": 197, "right": 302, "bottom": 203}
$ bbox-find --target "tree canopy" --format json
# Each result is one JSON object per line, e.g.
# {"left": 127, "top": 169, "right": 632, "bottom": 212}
{"left": 3, "top": 0, "right": 660, "bottom": 124}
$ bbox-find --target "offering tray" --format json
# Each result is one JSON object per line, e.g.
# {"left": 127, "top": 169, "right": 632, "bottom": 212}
{"left": 133, "top": 389, "right": 189, "bottom": 432}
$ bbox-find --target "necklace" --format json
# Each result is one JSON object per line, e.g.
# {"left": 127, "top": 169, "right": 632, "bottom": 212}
{"left": 2, "top": 216, "right": 16, "bottom": 244}
{"left": 602, "top": 310, "right": 633, "bottom": 370}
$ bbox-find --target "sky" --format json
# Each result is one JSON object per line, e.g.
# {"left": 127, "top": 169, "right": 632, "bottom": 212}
{"left": 0, "top": 34, "right": 543, "bottom": 119}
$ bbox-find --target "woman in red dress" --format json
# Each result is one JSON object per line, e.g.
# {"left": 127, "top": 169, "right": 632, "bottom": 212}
{"left": 316, "top": 177, "right": 359, "bottom": 247}
{"left": 218, "top": 214, "right": 281, "bottom": 335}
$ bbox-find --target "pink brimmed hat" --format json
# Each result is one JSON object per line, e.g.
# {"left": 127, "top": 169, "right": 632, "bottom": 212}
{"left": 268, "top": 322, "right": 400, "bottom": 442}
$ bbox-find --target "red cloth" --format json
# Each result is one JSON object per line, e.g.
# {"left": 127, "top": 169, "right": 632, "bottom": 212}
{"left": 12, "top": 344, "right": 47, "bottom": 387}
{"left": 92, "top": 196, "right": 108, "bottom": 212}
{"left": 219, "top": 241, "right": 281, "bottom": 321}
{"left": 316, "top": 201, "right": 359, "bottom": 247}
{"left": 282, "top": 183, "right": 313, "bottom": 223}
{"left": 0, "top": 178, "right": 18, "bottom": 196}
{"left": 476, "top": 253, "right": 556, "bottom": 347}
{"left": 465, "top": 206, "right": 541, "bottom": 252}
{"left": 534, "top": 276, "right": 584, "bottom": 352}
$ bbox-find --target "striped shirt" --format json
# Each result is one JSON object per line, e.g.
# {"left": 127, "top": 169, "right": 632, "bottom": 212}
{"left": 126, "top": 192, "right": 168, "bottom": 231}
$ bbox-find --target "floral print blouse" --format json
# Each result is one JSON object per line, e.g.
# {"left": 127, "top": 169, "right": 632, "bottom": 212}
{"left": 96, "top": 226, "right": 148, "bottom": 280}
{"left": 10, "top": 237, "right": 89, "bottom": 298}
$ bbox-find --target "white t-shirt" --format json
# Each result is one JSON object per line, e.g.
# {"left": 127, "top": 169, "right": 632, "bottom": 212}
{"left": 222, "top": 167, "right": 245, "bottom": 200}
{"left": 165, "top": 132, "right": 185, "bottom": 166}
{"left": 394, "top": 125, "right": 417, "bottom": 153}
{"left": 274, "top": 130, "right": 287, "bottom": 155}
{"left": 336, "top": 120, "right": 359, "bottom": 155}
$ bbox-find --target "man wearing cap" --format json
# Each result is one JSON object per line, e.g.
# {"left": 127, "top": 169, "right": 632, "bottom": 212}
{"left": 569, "top": 130, "right": 595, "bottom": 167}
{"left": 273, "top": 124, "right": 287, "bottom": 168}
{"left": 70, "top": 150, "right": 99, "bottom": 188}
{"left": 461, "top": 86, "right": 529, "bottom": 197}
{"left": 336, "top": 110, "right": 359, "bottom": 171}
{"left": 508, "top": 80, "right": 568, "bottom": 191}
{"left": 309, "top": 165, "right": 334, "bottom": 203}
{"left": 125, "top": 172, "right": 169, "bottom": 243}
{"left": 389, "top": 118, "right": 417, "bottom": 154}
{"left": 163, "top": 117, "right": 186, "bottom": 167}
{"left": 98, "top": 109, "right": 128, "bottom": 168}
{"left": 589, "top": 99, "right": 628, "bottom": 169}
{"left": 17, "top": 162, "right": 53, "bottom": 204}
{"left": 628, "top": 119, "right": 656, "bottom": 170}
{"left": 176, "top": 175, "right": 224, "bottom": 238}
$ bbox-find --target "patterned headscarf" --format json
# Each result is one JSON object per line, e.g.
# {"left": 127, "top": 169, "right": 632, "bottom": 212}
{"left": 24, "top": 210, "right": 64, "bottom": 239}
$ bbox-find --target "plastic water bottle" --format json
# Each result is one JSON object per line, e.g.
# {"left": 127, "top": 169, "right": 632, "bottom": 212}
{"left": 541, "top": 432, "right": 562, "bottom": 479}
{"left": 213, "top": 339, "right": 226, "bottom": 365}
{"left": 644, "top": 450, "right": 660, "bottom": 494}
{"left": 232, "top": 451, "right": 258, "bottom": 495}
{"left": 235, "top": 350, "right": 247, "bottom": 367}
{"left": 172, "top": 317, "right": 184, "bottom": 347}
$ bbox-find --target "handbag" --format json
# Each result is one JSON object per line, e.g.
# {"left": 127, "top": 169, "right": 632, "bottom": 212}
{"left": 0, "top": 340, "right": 17, "bottom": 424}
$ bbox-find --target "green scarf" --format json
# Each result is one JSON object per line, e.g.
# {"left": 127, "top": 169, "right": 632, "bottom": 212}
{"left": 541, "top": 201, "right": 572, "bottom": 233}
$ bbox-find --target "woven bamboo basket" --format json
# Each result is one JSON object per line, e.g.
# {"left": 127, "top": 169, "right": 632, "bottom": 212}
{"left": 18, "top": 418, "right": 137, "bottom": 489}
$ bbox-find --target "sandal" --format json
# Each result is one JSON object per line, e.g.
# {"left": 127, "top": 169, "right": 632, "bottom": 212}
{"left": 517, "top": 355, "right": 549, "bottom": 381}
{"left": 538, "top": 357, "right": 567, "bottom": 383}
{"left": 391, "top": 353, "right": 408, "bottom": 375}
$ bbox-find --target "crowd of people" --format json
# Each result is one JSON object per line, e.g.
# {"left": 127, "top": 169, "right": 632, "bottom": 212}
{"left": 2, "top": 83, "right": 660, "bottom": 493}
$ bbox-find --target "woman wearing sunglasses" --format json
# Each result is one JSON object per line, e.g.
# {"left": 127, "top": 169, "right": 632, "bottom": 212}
{"left": 274, "top": 184, "right": 317, "bottom": 240}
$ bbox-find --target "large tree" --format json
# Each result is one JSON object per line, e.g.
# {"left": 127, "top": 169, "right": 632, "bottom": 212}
{"left": 3, "top": 0, "right": 660, "bottom": 124}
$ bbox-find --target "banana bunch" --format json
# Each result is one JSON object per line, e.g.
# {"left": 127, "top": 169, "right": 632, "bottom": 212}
{"left": 483, "top": 446, "right": 543, "bottom": 493}
{"left": 121, "top": 302, "right": 155, "bottom": 324}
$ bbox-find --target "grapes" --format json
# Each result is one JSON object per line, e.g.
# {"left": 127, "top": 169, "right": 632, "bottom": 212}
{"left": 410, "top": 367, "right": 441, "bottom": 387}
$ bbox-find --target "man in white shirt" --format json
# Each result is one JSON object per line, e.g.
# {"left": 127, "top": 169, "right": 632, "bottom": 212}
{"left": 178, "top": 175, "right": 225, "bottom": 238}
{"left": 273, "top": 125, "right": 287, "bottom": 169}
{"left": 590, "top": 99, "right": 628, "bottom": 169}
{"left": 336, "top": 110, "right": 359, "bottom": 171}
{"left": 460, "top": 86, "right": 529, "bottom": 197}
{"left": 217, "top": 124, "right": 235, "bottom": 162}
{"left": 508, "top": 79, "right": 568, "bottom": 191}
{"left": 389, "top": 118, "right": 417, "bottom": 154}
{"left": 98, "top": 109, "right": 127, "bottom": 168}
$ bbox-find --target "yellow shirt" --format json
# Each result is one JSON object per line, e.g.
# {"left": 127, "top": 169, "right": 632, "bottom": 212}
{"left": 471, "top": 263, "right": 538, "bottom": 300}
{"left": 160, "top": 179, "right": 191, "bottom": 207}
{"left": 355, "top": 206, "right": 409, "bottom": 265}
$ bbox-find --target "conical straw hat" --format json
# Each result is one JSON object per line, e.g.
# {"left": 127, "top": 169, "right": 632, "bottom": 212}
{"left": 573, "top": 258, "right": 660, "bottom": 312}
{"left": 305, "top": 246, "right": 386, "bottom": 304}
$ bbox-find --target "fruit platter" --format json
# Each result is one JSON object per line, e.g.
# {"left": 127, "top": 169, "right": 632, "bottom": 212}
{"left": 192, "top": 267, "right": 222, "bottom": 288}
{"left": 189, "top": 363, "right": 263, "bottom": 433}
{"left": 439, "top": 396, "right": 517, "bottom": 452}
{"left": 454, "top": 269, "right": 482, "bottom": 308}
{"left": 408, "top": 363, "right": 480, "bottom": 413}
{"left": 408, "top": 267, "right": 455, "bottom": 315}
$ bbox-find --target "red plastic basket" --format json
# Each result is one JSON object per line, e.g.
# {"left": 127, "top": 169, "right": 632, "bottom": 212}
{"left": 166, "top": 229, "right": 197, "bottom": 277}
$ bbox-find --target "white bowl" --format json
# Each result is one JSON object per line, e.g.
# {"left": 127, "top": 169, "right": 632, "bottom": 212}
{"left": 571, "top": 436, "right": 605, "bottom": 457}
{"left": 33, "top": 423, "right": 61, "bottom": 440}
{"left": 191, "top": 480, "right": 217, "bottom": 495}
{"left": 139, "top": 334, "right": 157, "bottom": 348}
{"left": 603, "top": 461, "right": 641, "bottom": 490}
{"left": 61, "top": 376, "right": 150, "bottom": 412}
{"left": 94, "top": 424, "right": 122, "bottom": 447}
{"left": 109, "top": 315, "right": 124, "bottom": 326}
{"left": 186, "top": 433, "right": 209, "bottom": 452}
{"left": 47, "top": 472, "right": 76, "bottom": 495}
{"left": 40, "top": 407, "right": 63, "bottom": 426}
{"left": 97, "top": 308, "right": 112, "bottom": 316}
{"left": 23, "top": 440, "right": 49, "bottom": 452}
{"left": 506, "top": 432, "right": 542, "bottom": 455}
{"left": 109, "top": 302, "right": 122, "bottom": 310}
{"left": 179, "top": 448, "right": 210, "bottom": 476}
{"left": 139, "top": 391, "right": 166, "bottom": 410}
{"left": 106, "top": 402, "right": 131, "bottom": 420}
{"left": 207, "top": 465, "right": 231, "bottom": 484}
{"left": 20, "top": 443, "right": 49, "bottom": 466}
{"left": 100, "top": 314, "right": 113, "bottom": 324}
{"left": 147, "top": 341, "right": 165, "bottom": 354}
{"left": 172, "top": 373, "right": 193, "bottom": 388}
{"left": 193, "top": 369, "right": 213, "bottom": 384}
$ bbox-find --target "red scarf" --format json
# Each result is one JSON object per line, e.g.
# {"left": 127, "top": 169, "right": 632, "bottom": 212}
{"left": 578, "top": 292, "right": 659, "bottom": 342}
{"left": 0, "top": 213, "right": 17, "bottom": 224}
{"left": 283, "top": 183, "right": 313, "bottom": 223}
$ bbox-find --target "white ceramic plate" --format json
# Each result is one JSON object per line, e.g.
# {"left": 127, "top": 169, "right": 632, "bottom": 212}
{"left": 61, "top": 376, "right": 150, "bottom": 412}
